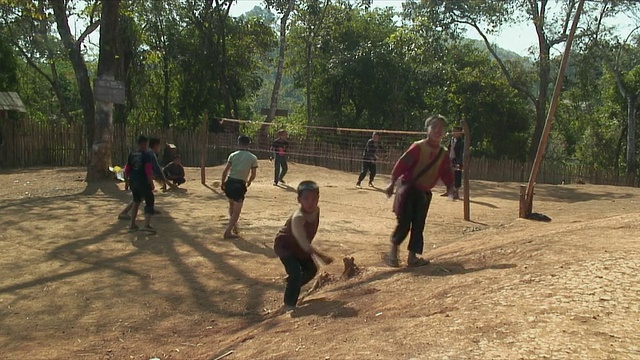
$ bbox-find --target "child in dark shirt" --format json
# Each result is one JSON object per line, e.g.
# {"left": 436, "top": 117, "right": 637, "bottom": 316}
{"left": 123, "top": 135, "right": 157, "bottom": 234}
{"left": 356, "top": 132, "right": 380, "bottom": 188}
{"left": 274, "top": 181, "right": 334, "bottom": 312}
{"left": 271, "top": 129, "right": 290, "bottom": 186}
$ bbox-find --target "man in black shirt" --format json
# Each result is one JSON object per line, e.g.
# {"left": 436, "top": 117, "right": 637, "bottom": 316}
{"left": 271, "top": 129, "right": 289, "bottom": 186}
{"left": 356, "top": 132, "right": 380, "bottom": 188}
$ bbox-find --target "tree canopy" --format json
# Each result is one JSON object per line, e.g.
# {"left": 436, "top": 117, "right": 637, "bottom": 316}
{"left": 0, "top": 0, "right": 639, "bottom": 176}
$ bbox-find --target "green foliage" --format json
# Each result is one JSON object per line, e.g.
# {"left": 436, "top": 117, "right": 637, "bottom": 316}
{"left": 3, "top": 0, "right": 639, "bottom": 171}
{"left": 0, "top": 34, "right": 18, "bottom": 91}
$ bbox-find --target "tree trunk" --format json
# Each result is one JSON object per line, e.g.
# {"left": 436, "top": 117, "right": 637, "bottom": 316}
{"left": 614, "top": 125, "right": 627, "bottom": 176}
{"left": 530, "top": 39, "right": 552, "bottom": 160}
{"left": 266, "top": 0, "right": 296, "bottom": 123}
{"left": 35, "top": 1, "right": 73, "bottom": 123}
{"left": 49, "top": 64, "right": 73, "bottom": 123}
{"left": 162, "top": 54, "right": 171, "bottom": 128}
{"left": 626, "top": 95, "right": 637, "bottom": 174}
{"left": 306, "top": 41, "right": 312, "bottom": 123}
{"left": 218, "top": 1, "right": 234, "bottom": 118}
{"left": 259, "top": 0, "right": 296, "bottom": 151}
{"left": 50, "top": 0, "right": 97, "bottom": 164}
{"left": 87, "top": 0, "right": 121, "bottom": 181}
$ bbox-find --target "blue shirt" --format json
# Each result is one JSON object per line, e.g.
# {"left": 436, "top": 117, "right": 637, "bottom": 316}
{"left": 127, "top": 149, "right": 155, "bottom": 185}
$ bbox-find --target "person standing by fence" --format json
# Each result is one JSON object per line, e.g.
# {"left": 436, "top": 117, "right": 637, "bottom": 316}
{"left": 356, "top": 132, "right": 380, "bottom": 188}
{"left": 441, "top": 126, "right": 464, "bottom": 199}
{"left": 271, "top": 129, "right": 290, "bottom": 186}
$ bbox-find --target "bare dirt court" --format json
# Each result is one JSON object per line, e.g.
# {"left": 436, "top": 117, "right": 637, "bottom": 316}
{"left": 1, "top": 161, "right": 639, "bottom": 360}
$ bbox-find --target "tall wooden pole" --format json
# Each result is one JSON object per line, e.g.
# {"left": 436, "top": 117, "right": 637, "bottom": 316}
{"left": 521, "top": 0, "right": 586, "bottom": 218}
{"left": 461, "top": 119, "right": 471, "bottom": 221}
{"left": 200, "top": 111, "right": 208, "bottom": 185}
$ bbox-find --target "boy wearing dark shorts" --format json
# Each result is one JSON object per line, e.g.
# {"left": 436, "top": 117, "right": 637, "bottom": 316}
{"left": 119, "top": 137, "right": 164, "bottom": 219}
{"left": 124, "top": 135, "right": 157, "bottom": 234}
{"left": 220, "top": 135, "right": 258, "bottom": 239}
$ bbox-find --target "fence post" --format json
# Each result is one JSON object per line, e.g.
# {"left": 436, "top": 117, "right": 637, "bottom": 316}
{"left": 200, "top": 112, "right": 208, "bottom": 185}
{"left": 519, "top": 185, "right": 529, "bottom": 218}
{"left": 461, "top": 119, "right": 471, "bottom": 221}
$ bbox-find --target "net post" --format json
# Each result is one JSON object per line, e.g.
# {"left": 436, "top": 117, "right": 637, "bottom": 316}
{"left": 200, "top": 111, "right": 208, "bottom": 185}
{"left": 523, "top": 0, "right": 585, "bottom": 217}
{"left": 461, "top": 119, "right": 471, "bottom": 221}
{"left": 519, "top": 185, "right": 529, "bottom": 218}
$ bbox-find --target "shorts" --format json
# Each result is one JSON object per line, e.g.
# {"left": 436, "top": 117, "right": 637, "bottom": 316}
{"left": 130, "top": 181, "right": 155, "bottom": 214}
{"left": 224, "top": 177, "right": 247, "bottom": 202}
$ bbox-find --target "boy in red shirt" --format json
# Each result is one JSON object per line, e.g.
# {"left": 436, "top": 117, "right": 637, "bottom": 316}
{"left": 384, "top": 115, "right": 454, "bottom": 267}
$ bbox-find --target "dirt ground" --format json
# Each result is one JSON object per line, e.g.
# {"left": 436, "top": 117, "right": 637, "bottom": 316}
{"left": 1, "top": 161, "right": 639, "bottom": 360}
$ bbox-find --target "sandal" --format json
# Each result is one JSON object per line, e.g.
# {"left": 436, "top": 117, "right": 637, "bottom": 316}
{"left": 382, "top": 253, "right": 400, "bottom": 268}
{"left": 127, "top": 225, "right": 139, "bottom": 233}
{"left": 140, "top": 226, "right": 157, "bottom": 235}
{"left": 407, "top": 258, "right": 430, "bottom": 268}
{"left": 118, "top": 214, "right": 131, "bottom": 220}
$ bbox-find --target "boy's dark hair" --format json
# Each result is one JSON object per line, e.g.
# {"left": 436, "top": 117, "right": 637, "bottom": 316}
{"left": 297, "top": 180, "right": 319, "bottom": 197}
{"left": 238, "top": 135, "right": 251, "bottom": 146}
{"left": 452, "top": 126, "right": 463, "bottom": 132}
{"left": 149, "top": 137, "right": 161, "bottom": 148}
{"left": 277, "top": 129, "right": 287, "bottom": 135}
{"left": 424, "top": 114, "right": 447, "bottom": 131}
{"left": 372, "top": 132, "right": 379, "bottom": 137}
{"left": 137, "top": 135, "right": 149, "bottom": 145}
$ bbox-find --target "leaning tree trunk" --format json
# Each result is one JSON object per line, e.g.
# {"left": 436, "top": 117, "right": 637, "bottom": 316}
{"left": 87, "top": 0, "right": 121, "bottom": 181}
{"left": 266, "top": 0, "right": 295, "bottom": 123}
{"left": 305, "top": 41, "right": 313, "bottom": 123}
{"left": 626, "top": 94, "right": 637, "bottom": 175}
{"left": 50, "top": 0, "right": 97, "bottom": 165}
{"left": 530, "top": 39, "right": 552, "bottom": 160}
{"left": 260, "top": 0, "right": 296, "bottom": 151}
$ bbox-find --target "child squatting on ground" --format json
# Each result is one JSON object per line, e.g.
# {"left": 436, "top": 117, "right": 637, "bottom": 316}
{"left": 220, "top": 135, "right": 258, "bottom": 239}
{"left": 384, "top": 115, "right": 455, "bottom": 268}
{"left": 274, "top": 181, "right": 334, "bottom": 313}
{"left": 163, "top": 155, "right": 186, "bottom": 187}
{"left": 123, "top": 135, "right": 157, "bottom": 234}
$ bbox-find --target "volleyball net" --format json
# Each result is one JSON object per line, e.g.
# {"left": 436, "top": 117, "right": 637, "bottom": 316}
{"left": 204, "top": 117, "right": 430, "bottom": 176}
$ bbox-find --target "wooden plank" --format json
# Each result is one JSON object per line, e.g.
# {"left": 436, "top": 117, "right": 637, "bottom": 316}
{"left": 200, "top": 112, "right": 208, "bottom": 184}
{"left": 461, "top": 119, "right": 471, "bottom": 221}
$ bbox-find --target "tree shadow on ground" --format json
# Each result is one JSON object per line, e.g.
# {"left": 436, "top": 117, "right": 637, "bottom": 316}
{"left": 469, "top": 199, "right": 499, "bottom": 209}
{"left": 470, "top": 181, "right": 636, "bottom": 204}
{"left": 0, "top": 178, "right": 284, "bottom": 347}
{"left": 290, "top": 298, "right": 358, "bottom": 318}
{"left": 327, "top": 261, "right": 517, "bottom": 294}
{"left": 275, "top": 183, "right": 297, "bottom": 193}
{"left": 202, "top": 183, "right": 229, "bottom": 199}
{"left": 229, "top": 235, "right": 277, "bottom": 259}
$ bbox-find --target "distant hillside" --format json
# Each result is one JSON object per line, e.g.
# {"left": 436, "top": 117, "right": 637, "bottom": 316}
{"left": 466, "top": 38, "right": 533, "bottom": 65}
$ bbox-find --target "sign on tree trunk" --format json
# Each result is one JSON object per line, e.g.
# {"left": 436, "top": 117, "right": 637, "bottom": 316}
{"left": 93, "top": 79, "right": 125, "bottom": 104}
